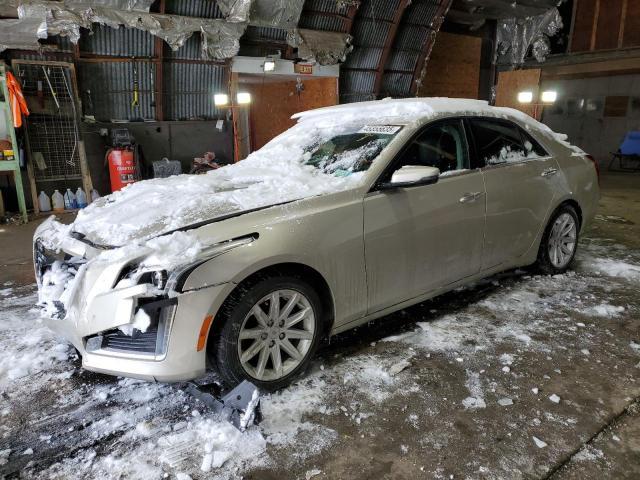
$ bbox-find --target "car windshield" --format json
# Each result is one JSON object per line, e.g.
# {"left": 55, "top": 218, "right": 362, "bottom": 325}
{"left": 302, "top": 125, "right": 402, "bottom": 176}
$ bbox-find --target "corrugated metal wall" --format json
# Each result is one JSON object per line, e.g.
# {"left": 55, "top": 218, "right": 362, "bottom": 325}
{"left": 297, "top": 0, "right": 448, "bottom": 103}
{"left": 78, "top": 61, "right": 157, "bottom": 120}
{"left": 72, "top": 1, "right": 228, "bottom": 122}
{"left": 164, "top": 62, "right": 226, "bottom": 120}
{"left": 165, "top": 0, "right": 224, "bottom": 19}
{"left": 80, "top": 26, "right": 155, "bottom": 57}
{"left": 382, "top": 0, "right": 441, "bottom": 98}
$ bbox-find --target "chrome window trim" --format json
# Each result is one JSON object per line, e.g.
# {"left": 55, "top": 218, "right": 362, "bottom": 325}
{"left": 480, "top": 155, "right": 555, "bottom": 172}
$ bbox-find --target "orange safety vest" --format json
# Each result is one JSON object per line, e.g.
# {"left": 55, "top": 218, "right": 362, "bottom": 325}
{"left": 6, "top": 71, "right": 29, "bottom": 128}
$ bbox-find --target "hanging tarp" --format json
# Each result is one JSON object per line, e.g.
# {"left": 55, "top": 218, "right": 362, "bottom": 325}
{"left": 18, "top": 2, "right": 86, "bottom": 44}
{"left": 64, "top": 0, "right": 154, "bottom": 11}
{"left": 496, "top": 7, "right": 563, "bottom": 65}
{"left": 12, "top": 1, "right": 247, "bottom": 60}
{"left": 215, "top": 0, "right": 253, "bottom": 23}
{"left": 288, "top": 28, "right": 353, "bottom": 65}
{"left": 0, "top": 17, "right": 45, "bottom": 52}
{"left": 1, "top": 0, "right": 307, "bottom": 59}
{"left": 217, "top": 0, "right": 305, "bottom": 29}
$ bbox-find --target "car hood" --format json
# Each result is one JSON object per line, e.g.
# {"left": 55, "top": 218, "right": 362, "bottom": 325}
{"left": 70, "top": 160, "right": 367, "bottom": 248}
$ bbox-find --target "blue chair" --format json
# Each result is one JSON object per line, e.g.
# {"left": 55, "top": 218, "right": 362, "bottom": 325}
{"left": 609, "top": 131, "right": 640, "bottom": 171}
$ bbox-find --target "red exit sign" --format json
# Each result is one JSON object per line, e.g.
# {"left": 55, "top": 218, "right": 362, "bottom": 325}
{"left": 294, "top": 63, "right": 313, "bottom": 75}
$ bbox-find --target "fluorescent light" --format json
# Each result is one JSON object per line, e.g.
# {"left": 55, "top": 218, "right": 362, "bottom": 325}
{"left": 541, "top": 90, "right": 558, "bottom": 103}
{"left": 237, "top": 92, "right": 251, "bottom": 105}
{"left": 518, "top": 91, "right": 533, "bottom": 104}
{"left": 214, "top": 93, "right": 229, "bottom": 106}
{"left": 263, "top": 60, "right": 276, "bottom": 72}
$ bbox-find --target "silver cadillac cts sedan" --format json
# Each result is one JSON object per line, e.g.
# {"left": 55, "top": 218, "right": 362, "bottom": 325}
{"left": 34, "top": 99, "right": 600, "bottom": 391}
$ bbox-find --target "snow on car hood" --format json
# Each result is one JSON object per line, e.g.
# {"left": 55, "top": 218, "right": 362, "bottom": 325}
{"left": 70, "top": 136, "right": 360, "bottom": 248}
{"left": 71, "top": 161, "right": 342, "bottom": 248}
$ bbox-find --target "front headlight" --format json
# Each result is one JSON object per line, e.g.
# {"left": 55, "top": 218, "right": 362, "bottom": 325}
{"left": 115, "top": 234, "right": 258, "bottom": 293}
{"left": 166, "top": 234, "right": 258, "bottom": 293}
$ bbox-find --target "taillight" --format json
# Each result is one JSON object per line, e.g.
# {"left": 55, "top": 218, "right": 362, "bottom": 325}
{"left": 586, "top": 154, "right": 600, "bottom": 185}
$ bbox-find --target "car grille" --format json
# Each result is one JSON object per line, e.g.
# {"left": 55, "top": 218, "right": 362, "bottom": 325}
{"left": 34, "top": 239, "right": 65, "bottom": 284}
{"left": 34, "top": 239, "right": 85, "bottom": 318}
{"left": 101, "top": 327, "right": 159, "bottom": 354}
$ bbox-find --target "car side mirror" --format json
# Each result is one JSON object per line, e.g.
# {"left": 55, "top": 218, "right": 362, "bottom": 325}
{"left": 380, "top": 165, "right": 440, "bottom": 190}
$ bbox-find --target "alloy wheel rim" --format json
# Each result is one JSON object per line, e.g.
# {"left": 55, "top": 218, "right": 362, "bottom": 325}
{"left": 548, "top": 213, "right": 577, "bottom": 268}
{"left": 237, "top": 289, "right": 315, "bottom": 381}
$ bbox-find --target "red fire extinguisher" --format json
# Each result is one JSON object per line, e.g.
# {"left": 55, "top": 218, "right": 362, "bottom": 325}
{"left": 106, "top": 147, "right": 138, "bottom": 192}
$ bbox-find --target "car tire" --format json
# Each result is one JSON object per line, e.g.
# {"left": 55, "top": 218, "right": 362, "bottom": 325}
{"left": 535, "top": 204, "right": 580, "bottom": 275}
{"left": 208, "top": 275, "right": 324, "bottom": 391}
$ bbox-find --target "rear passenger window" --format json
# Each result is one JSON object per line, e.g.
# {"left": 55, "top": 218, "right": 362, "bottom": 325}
{"left": 519, "top": 128, "right": 549, "bottom": 158}
{"left": 470, "top": 119, "right": 528, "bottom": 166}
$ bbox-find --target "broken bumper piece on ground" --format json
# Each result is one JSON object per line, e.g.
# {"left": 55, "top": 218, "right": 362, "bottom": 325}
{"left": 183, "top": 380, "right": 262, "bottom": 431}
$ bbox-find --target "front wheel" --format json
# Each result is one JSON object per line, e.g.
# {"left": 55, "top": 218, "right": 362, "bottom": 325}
{"left": 535, "top": 204, "right": 580, "bottom": 275}
{"left": 208, "top": 275, "right": 323, "bottom": 391}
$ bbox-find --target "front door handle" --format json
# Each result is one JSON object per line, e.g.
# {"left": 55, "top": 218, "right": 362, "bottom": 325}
{"left": 459, "top": 192, "right": 483, "bottom": 203}
{"left": 541, "top": 167, "right": 558, "bottom": 177}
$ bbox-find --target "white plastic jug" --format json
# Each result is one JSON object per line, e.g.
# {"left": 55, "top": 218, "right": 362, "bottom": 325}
{"left": 52, "top": 190, "right": 64, "bottom": 212}
{"left": 75, "top": 188, "right": 88, "bottom": 208}
{"left": 90, "top": 189, "right": 100, "bottom": 201}
{"left": 64, "top": 188, "right": 77, "bottom": 210}
{"left": 38, "top": 191, "right": 52, "bottom": 212}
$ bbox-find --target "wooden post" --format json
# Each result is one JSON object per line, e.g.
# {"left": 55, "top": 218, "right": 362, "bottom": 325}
{"left": 618, "top": 0, "right": 629, "bottom": 48}
{"left": 590, "top": 0, "right": 600, "bottom": 51}
{"left": 229, "top": 72, "right": 241, "bottom": 162}
{"left": 154, "top": 0, "right": 165, "bottom": 121}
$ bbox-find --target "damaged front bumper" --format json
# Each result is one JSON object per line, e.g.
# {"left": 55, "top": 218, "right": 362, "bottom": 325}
{"left": 34, "top": 239, "right": 232, "bottom": 383}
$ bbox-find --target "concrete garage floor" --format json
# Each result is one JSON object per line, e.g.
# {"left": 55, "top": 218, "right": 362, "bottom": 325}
{"left": 0, "top": 173, "right": 639, "bottom": 479}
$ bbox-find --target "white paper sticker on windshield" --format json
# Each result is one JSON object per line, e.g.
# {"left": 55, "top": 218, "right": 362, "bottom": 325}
{"left": 358, "top": 125, "right": 402, "bottom": 135}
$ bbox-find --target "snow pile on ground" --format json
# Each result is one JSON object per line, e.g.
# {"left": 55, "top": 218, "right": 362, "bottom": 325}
{"left": 584, "top": 257, "right": 640, "bottom": 281}
{"left": 580, "top": 303, "right": 626, "bottom": 317}
{"left": 462, "top": 370, "right": 486, "bottom": 409}
{"left": 0, "top": 286, "right": 71, "bottom": 386}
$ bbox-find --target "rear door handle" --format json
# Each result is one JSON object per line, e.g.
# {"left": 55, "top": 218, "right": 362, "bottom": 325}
{"left": 459, "top": 192, "right": 483, "bottom": 203}
{"left": 541, "top": 167, "right": 558, "bottom": 177}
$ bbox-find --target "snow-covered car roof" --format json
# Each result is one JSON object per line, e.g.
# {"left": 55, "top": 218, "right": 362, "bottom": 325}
{"left": 293, "top": 97, "right": 515, "bottom": 124}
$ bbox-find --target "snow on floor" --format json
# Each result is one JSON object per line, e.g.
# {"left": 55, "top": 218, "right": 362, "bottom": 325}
{"left": 0, "top": 286, "right": 70, "bottom": 387}
{"left": 1, "top": 237, "right": 639, "bottom": 479}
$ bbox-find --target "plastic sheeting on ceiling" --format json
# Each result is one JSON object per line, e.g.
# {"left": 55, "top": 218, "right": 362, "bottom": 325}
{"left": 1, "top": 0, "right": 306, "bottom": 59}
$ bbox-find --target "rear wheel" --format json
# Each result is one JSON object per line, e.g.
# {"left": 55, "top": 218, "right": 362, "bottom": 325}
{"left": 208, "top": 275, "right": 323, "bottom": 391}
{"left": 535, "top": 205, "right": 580, "bottom": 275}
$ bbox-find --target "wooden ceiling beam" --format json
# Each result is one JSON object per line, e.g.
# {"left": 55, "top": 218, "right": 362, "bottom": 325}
{"left": 343, "top": 3, "right": 360, "bottom": 34}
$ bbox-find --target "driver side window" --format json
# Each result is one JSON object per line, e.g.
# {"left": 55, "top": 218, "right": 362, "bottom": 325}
{"left": 395, "top": 120, "right": 470, "bottom": 174}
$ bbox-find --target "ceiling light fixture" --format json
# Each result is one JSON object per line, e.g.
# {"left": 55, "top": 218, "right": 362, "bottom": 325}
{"left": 263, "top": 59, "right": 276, "bottom": 72}
{"left": 517, "top": 91, "right": 534, "bottom": 104}
{"left": 236, "top": 92, "right": 251, "bottom": 105}
{"left": 214, "top": 93, "right": 229, "bottom": 106}
{"left": 541, "top": 90, "right": 558, "bottom": 103}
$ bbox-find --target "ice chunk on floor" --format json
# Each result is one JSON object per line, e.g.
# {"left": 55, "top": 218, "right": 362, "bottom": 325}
{"left": 533, "top": 436, "right": 548, "bottom": 448}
